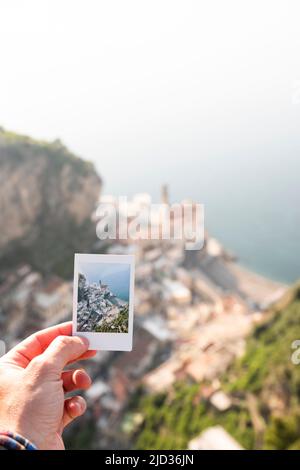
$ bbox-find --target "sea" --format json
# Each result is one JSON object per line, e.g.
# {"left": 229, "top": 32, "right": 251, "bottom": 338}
{"left": 98, "top": 151, "right": 300, "bottom": 285}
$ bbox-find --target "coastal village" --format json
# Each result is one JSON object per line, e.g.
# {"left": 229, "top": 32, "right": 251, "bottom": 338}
{"left": 0, "top": 189, "right": 287, "bottom": 449}
{"left": 77, "top": 274, "right": 128, "bottom": 333}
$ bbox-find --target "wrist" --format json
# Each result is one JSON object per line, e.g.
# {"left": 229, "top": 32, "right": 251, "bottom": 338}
{"left": 0, "top": 429, "right": 38, "bottom": 450}
{"left": 0, "top": 417, "right": 39, "bottom": 450}
{"left": 0, "top": 387, "right": 41, "bottom": 449}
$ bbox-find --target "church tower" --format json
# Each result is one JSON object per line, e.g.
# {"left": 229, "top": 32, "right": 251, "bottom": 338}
{"left": 161, "top": 184, "right": 169, "bottom": 205}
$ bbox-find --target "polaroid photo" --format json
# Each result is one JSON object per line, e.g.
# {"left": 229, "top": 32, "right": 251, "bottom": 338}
{"left": 72, "top": 253, "right": 135, "bottom": 351}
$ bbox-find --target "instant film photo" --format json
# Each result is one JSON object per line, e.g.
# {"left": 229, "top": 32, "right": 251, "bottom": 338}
{"left": 72, "top": 253, "right": 135, "bottom": 351}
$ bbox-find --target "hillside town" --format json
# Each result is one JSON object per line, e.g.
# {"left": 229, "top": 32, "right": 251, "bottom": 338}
{"left": 0, "top": 190, "right": 287, "bottom": 449}
{"left": 77, "top": 274, "right": 129, "bottom": 333}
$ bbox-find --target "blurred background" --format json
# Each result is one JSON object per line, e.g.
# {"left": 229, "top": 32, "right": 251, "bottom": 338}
{"left": 0, "top": 0, "right": 300, "bottom": 450}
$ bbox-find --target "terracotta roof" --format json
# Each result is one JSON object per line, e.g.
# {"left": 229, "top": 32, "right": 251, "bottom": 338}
{"left": 42, "top": 277, "right": 65, "bottom": 294}
{"left": 112, "top": 328, "right": 156, "bottom": 374}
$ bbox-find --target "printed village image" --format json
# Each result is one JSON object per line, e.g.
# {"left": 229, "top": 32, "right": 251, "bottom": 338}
{"left": 1, "top": 1, "right": 300, "bottom": 460}
{"left": 76, "top": 261, "right": 130, "bottom": 333}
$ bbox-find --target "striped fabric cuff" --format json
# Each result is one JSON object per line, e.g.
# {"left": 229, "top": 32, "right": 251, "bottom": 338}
{"left": 0, "top": 431, "right": 37, "bottom": 450}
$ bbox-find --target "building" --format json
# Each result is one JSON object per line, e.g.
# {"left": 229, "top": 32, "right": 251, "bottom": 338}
{"left": 111, "top": 327, "right": 159, "bottom": 381}
{"left": 143, "top": 357, "right": 188, "bottom": 393}
{"left": 33, "top": 277, "right": 72, "bottom": 321}
{"left": 142, "top": 315, "right": 173, "bottom": 342}
{"left": 188, "top": 426, "right": 243, "bottom": 450}
{"left": 85, "top": 380, "right": 110, "bottom": 404}
{"left": 209, "top": 391, "right": 232, "bottom": 411}
{"left": 163, "top": 279, "right": 192, "bottom": 305}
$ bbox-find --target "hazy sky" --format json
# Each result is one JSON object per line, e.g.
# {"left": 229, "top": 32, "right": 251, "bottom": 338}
{"left": 1, "top": 1, "right": 300, "bottom": 282}
{"left": 1, "top": 0, "right": 300, "bottom": 196}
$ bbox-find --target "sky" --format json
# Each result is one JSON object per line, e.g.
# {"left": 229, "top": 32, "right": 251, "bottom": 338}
{"left": 1, "top": 0, "right": 300, "bottom": 194}
{"left": 78, "top": 262, "right": 130, "bottom": 301}
{"left": 1, "top": 1, "right": 300, "bottom": 282}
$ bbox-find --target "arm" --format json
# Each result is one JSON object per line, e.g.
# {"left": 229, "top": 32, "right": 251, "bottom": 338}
{"left": 0, "top": 322, "right": 96, "bottom": 450}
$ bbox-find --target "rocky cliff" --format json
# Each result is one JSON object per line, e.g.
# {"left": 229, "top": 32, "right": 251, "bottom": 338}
{"left": 0, "top": 128, "right": 101, "bottom": 277}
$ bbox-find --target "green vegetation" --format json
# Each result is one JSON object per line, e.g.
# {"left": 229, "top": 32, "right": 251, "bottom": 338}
{"left": 127, "top": 382, "right": 254, "bottom": 450}
{"left": 0, "top": 126, "right": 94, "bottom": 175}
{"left": 129, "top": 283, "right": 300, "bottom": 450}
{"left": 95, "top": 305, "right": 129, "bottom": 333}
{"left": 264, "top": 413, "right": 300, "bottom": 450}
{"left": 64, "top": 418, "right": 96, "bottom": 450}
{"left": 0, "top": 216, "right": 96, "bottom": 279}
{"left": 227, "top": 289, "right": 300, "bottom": 397}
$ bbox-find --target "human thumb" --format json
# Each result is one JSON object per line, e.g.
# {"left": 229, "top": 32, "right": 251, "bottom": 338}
{"left": 37, "top": 335, "right": 89, "bottom": 375}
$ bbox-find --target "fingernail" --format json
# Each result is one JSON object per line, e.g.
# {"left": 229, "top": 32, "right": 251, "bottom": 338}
{"left": 76, "top": 335, "right": 89, "bottom": 347}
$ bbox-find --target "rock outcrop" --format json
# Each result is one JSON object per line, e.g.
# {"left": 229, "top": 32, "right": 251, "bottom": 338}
{"left": 0, "top": 128, "right": 101, "bottom": 276}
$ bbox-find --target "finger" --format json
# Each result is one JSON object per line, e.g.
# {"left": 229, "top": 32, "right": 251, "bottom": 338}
{"left": 69, "top": 349, "right": 97, "bottom": 364}
{"left": 63, "top": 396, "right": 87, "bottom": 428}
{"left": 3, "top": 322, "right": 73, "bottom": 368}
{"left": 38, "top": 335, "right": 89, "bottom": 375}
{"left": 62, "top": 369, "right": 92, "bottom": 392}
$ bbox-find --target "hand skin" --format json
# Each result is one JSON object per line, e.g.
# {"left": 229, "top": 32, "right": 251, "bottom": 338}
{"left": 0, "top": 322, "right": 96, "bottom": 450}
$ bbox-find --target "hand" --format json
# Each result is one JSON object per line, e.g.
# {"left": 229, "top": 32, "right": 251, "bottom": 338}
{"left": 0, "top": 322, "right": 96, "bottom": 450}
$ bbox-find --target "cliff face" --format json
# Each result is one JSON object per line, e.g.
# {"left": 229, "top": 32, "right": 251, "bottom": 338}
{"left": 0, "top": 128, "right": 101, "bottom": 276}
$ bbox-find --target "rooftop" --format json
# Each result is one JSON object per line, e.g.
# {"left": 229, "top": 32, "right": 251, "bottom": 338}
{"left": 188, "top": 426, "right": 243, "bottom": 450}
